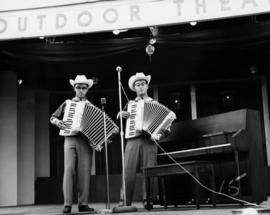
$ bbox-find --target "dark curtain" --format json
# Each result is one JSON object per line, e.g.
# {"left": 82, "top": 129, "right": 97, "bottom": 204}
{"left": 0, "top": 37, "right": 148, "bottom": 62}
{"left": 2, "top": 20, "right": 270, "bottom": 63}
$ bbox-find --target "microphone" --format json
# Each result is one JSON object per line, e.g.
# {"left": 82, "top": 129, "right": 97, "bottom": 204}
{"left": 101, "top": 97, "right": 106, "bottom": 110}
{"left": 116, "top": 66, "right": 122, "bottom": 72}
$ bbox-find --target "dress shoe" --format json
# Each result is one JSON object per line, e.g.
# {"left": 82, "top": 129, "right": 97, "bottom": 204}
{"left": 143, "top": 199, "right": 153, "bottom": 210}
{"left": 78, "top": 205, "right": 95, "bottom": 212}
{"left": 118, "top": 201, "right": 124, "bottom": 207}
{"left": 118, "top": 201, "right": 131, "bottom": 207}
{"left": 62, "top": 205, "right": 72, "bottom": 214}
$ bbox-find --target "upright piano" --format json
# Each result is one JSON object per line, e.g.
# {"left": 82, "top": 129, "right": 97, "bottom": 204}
{"left": 157, "top": 109, "right": 268, "bottom": 204}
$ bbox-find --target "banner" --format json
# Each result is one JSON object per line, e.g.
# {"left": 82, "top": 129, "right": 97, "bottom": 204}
{"left": 0, "top": 0, "right": 270, "bottom": 40}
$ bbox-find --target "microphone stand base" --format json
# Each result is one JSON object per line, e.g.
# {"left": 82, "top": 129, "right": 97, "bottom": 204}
{"left": 98, "top": 209, "right": 113, "bottom": 214}
{"left": 112, "top": 206, "right": 137, "bottom": 213}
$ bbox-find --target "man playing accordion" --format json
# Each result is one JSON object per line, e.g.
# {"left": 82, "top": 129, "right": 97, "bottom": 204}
{"left": 50, "top": 75, "right": 95, "bottom": 214}
{"left": 118, "top": 72, "right": 170, "bottom": 209}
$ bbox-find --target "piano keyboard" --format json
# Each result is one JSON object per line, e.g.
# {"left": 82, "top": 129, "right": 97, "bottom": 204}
{"left": 158, "top": 143, "right": 232, "bottom": 158}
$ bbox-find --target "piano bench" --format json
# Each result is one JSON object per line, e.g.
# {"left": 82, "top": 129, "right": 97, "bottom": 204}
{"left": 143, "top": 161, "right": 216, "bottom": 210}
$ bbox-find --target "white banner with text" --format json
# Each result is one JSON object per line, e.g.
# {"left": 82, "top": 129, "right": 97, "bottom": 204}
{"left": 0, "top": 0, "right": 270, "bottom": 40}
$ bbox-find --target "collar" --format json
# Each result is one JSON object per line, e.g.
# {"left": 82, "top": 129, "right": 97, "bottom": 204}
{"left": 72, "top": 97, "right": 88, "bottom": 102}
{"left": 134, "top": 96, "right": 153, "bottom": 102}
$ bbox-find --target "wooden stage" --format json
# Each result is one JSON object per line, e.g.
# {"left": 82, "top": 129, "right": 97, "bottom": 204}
{"left": 1, "top": 199, "right": 270, "bottom": 215}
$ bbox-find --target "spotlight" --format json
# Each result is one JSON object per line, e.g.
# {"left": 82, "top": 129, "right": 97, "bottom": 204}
{"left": 149, "top": 38, "right": 156, "bottom": 45}
{"left": 112, "top": 29, "right": 128, "bottom": 35}
{"left": 219, "top": 90, "right": 234, "bottom": 110}
{"left": 112, "top": 29, "right": 120, "bottom": 35}
{"left": 190, "top": 21, "right": 197, "bottom": 26}
{"left": 18, "top": 79, "right": 23, "bottom": 85}
{"left": 170, "top": 92, "right": 181, "bottom": 111}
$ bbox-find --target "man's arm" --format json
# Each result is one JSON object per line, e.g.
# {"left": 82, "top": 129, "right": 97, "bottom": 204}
{"left": 50, "top": 101, "right": 67, "bottom": 129}
{"left": 151, "top": 128, "right": 171, "bottom": 142}
{"left": 116, "top": 101, "right": 130, "bottom": 119}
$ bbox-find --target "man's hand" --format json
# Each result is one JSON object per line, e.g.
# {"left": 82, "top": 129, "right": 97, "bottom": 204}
{"left": 159, "top": 128, "right": 171, "bottom": 138}
{"left": 117, "top": 111, "right": 130, "bottom": 119}
{"left": 151, "top": 133, "right": 161, "bottom": 142}
{"left": 55, "top": 119, "right": 67, "bottom": 130}
{"left": 151, "top": 128, "right": 171, "bottom": 142}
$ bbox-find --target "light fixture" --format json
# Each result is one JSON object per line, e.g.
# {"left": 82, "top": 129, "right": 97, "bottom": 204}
{"left": 112, "top": 29, "right": 128, "bottom": 35}
{"left": 112, "top": 29, "right": 120, "bottom": 35}
{"left": 170, "top": 92, "right": 181, "bottom": 111}
{"left": 190, "top": 21, "right": 197, "bottom": 26}
{"left": 18, "top": 79, "right": 23, "bottom": 85}
{"left": 149, "top": 37, "right": 156, "bottom": 45}
{"left": 149, "top": 26, "right": 158, "bottom": 37}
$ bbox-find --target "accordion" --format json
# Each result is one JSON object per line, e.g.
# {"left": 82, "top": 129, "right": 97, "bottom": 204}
{"left": 60, "top": 100, "right": 119, "bottom": 151}
{"left": 125, "top": 100, "right": 176, "bottom": 139}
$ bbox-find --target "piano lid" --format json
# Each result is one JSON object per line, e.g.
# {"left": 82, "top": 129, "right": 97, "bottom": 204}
{"left": 159, "top": 109, "right": 258, "bottom": 143}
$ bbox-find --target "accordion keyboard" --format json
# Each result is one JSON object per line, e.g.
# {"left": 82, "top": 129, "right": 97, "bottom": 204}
{"left": 63, "top": 102, "right": 77, "bottom": 134}
{"left": 59, "top": 100, "right": 84, "bottom": 136}
{"left": 125, "top": 100, "right": 144, "bottom": 139}
{"left": 127, "top": 102, "right": 137, "bottom": 136}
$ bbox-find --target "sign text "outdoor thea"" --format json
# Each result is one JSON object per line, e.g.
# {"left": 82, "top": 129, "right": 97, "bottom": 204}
{"left": 0, "top": 0, "right": 269, "bottom": 40}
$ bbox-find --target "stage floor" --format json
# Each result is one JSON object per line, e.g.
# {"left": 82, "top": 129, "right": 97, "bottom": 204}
{"left": 1, "top": 199, "right": 270, "bottom": 215}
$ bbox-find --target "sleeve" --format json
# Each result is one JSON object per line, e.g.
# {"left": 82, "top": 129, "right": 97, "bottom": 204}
{"left": 50, "top": 101, "right": 66, "bottom": 125}
{"left": 123, "top": 101, "right": 129, "bottom": 111}
{"left": 116, "top": 101, "right": 130, "bottom": 120}
{"left": 162, "top": 127, "right": 171, "bottom": 137}
{"left": 150, "top": 99, "right": 158, "bottom": 103}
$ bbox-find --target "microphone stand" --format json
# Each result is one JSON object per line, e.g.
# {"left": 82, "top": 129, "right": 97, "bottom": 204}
{"left": 101, "top": 99, "right": 110, "bottom": 210}
{"left": 113, "top": 66, "right": 137, "bottom": 213}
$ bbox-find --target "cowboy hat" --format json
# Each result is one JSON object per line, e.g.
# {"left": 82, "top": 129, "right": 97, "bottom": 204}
{"left": 69, "top": 75, "right": 94, "bottom": 88}
{"left": 128, "top": 72, "right": 151, "bottom": 91}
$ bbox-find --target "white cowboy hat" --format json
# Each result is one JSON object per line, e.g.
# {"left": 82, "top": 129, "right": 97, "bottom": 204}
{"left": 128, "top": 72, "right": 151, "bottom": 91}
{"left": 69, "top": 75, "right": 94, "bottom": 88}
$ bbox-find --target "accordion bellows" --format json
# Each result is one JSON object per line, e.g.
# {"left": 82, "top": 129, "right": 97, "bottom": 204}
{"left": 125, "top": 100, "right": 176, "bottom": 139}
{"left": 60, "top": 100, "right": 119, "bottom": 151}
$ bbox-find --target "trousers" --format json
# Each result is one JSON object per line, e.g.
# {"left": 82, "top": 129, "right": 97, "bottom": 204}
{"left": 120, "top": 136, "right": 157, "bottom": 205}
{"left": 63, "top": 136, "right": 92, "bottom": 206}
